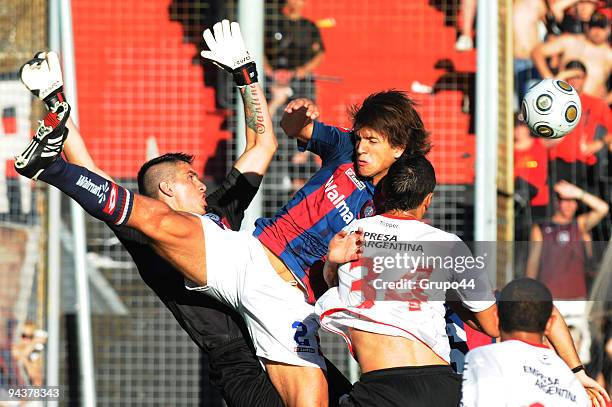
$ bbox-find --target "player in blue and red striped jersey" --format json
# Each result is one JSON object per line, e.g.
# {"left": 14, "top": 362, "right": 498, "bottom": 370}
{"left": 254, "top": 92, "right": 432, "bottom": 303}
{"left": 259, "top": 96, "right": 516, "bottom": 375}
{"left": 255, "top": 96, "right": 507, "bottom": 375}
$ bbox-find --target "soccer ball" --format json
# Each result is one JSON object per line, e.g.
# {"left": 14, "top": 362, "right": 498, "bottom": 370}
{"left": 520, "top": 78, "right": 581, "bottom": 139}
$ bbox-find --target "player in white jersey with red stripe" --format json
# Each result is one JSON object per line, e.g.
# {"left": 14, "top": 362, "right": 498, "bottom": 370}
{"left": 461, "top": 278, "right": 596, "bottom": 407}
{"left": 316, "top": 155, "right": 500, "bottom": 406}
{"left": 317, "top": 155, "right": 609, "bottom": 406}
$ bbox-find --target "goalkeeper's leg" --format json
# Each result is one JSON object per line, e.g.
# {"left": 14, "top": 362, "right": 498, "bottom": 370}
{"left": 14, "top": 106, "right": 208, "bottom": 286}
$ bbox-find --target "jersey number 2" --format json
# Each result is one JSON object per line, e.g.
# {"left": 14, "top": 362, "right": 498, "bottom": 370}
{"left": 292, "top": 321, "right": 311, "bottom": 346}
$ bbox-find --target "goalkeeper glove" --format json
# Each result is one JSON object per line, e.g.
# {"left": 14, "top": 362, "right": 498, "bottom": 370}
{"left": 20, "top": 51, "right": 66, "bottom": 110}
{"left": 201, "top": 20, "right": 258, "bottom": 87}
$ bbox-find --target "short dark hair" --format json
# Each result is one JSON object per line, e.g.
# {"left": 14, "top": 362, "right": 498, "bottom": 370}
{"left": 382, "top": 155, "right": 436, "bottom": 211}
{"left": 137, "top": 153, "right": 194, "bottom": 198}
{"left": 564, "top": 60, "right": 587, "bottom": 74}
{"left": 498, "top": 278, "right": 553, "bottom": 334}
{"left": 349, "top": 90, "right": 431, "bottom": 156}
{"left": 589, "top": 11, "right": 608, "bottom": 28}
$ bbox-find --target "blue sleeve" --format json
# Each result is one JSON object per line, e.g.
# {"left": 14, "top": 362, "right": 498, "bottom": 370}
{"left": 298, "top": 121, "right": 354, "bottom": 164}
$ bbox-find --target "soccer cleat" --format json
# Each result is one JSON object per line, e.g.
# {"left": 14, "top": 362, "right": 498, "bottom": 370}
{"left": 14, "top": 101, "right": 70, "bottom": 180}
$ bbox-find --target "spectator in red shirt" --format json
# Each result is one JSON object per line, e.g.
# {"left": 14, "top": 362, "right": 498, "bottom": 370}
{"left": 514, "top": 115, "right": 551, "bottom": 271}
{"left": 549, "top": 60, "right": 612, "bottom": 191}
{"left": 515, "top": 116, "right": 550, "bottom": 214}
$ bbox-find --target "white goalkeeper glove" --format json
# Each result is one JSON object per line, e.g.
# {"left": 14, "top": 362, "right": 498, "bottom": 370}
{"left": 20, "top": 51, "right": 65, "bottom": 109}
{"left": 200, "top": 20, "right": 258, "bottom": 87}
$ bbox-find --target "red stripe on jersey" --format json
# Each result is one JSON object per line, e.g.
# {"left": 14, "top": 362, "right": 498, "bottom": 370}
{"left": 380, "top": 213, "right": 421, "bottom": 221}
{"left": 465, "top": 324, "right": 495, "bottom": 350}
{"left": 259, "top": 163, "right": 358, "bottom": 255}
{"left": 318, "top": 308, "right": 355, "bottom": 356}
{"left": 506, "top": 338, "right": 550, "bottom": 349}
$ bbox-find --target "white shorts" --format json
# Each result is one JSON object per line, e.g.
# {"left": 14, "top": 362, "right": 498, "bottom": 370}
{"left": 186, "top": 215, "right": 325, "bottom": 370}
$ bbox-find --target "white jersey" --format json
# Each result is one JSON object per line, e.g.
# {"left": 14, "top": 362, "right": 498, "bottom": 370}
{"left": 315, "top": 214, "right": 496, "bottom": 362}
{"left": 461, "top": 339, "right": 590, "bottom": 407}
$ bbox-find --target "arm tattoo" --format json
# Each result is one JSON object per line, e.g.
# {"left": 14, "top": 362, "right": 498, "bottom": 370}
{"left": 241, "top": 84, "right": 266, "bottom": 134}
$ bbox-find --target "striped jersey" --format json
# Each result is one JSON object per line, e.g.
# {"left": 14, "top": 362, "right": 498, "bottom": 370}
{"left": 254, "top": 121, "right": 377, "bottom": 303}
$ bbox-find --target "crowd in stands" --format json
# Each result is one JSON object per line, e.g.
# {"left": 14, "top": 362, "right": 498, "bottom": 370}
{"left": 453, "top": 0, "right": 612, "bottom": 396}
{"left": 263, "top": 0, "right": 325, "bottom": 213}
{"left": 511, "top": 0, "right": 612, "bottom": 395}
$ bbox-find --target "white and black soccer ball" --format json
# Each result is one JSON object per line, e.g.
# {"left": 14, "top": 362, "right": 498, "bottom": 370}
{"left": 520, "top": 78, "right": 581, "bottom": 139}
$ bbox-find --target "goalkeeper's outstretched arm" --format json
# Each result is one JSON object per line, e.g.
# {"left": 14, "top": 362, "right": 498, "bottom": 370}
{"left": 233, "top": 83, "right": 277, "bottom": 181}
{"left": 200, "top": 20, "right": 277, "bottom": 182}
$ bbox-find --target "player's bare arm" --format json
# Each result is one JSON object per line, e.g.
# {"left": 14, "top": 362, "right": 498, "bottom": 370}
{"left": 295, "top": 51, "right": 325, "bottom": 80}
{"left": 232, "top": 83, "right": 277, "bottom": 180}
{"left": 320, "top": 229, "right": 364, "bottom": 294}
{"left": 525, "top": 224, "right": 544, "bottom": 279}
{"left": 549, "top": 0, "right": 582, "bottom": 22}
{"left": 546, "top": 306, "right": 610, "bottom": 406}
{"left": 445, "top": 289, "right": 500, "bottom": 338}
{"left": 551, "top": 182, "right": 611, "bottom": 232}
{"left": 200, "top": 20, "right": 277, "bottom": 183}
{"left": 552, "top": 180, "right": 609, "bottom": 232}
{"left": 472, "top": 305, "right": 500, "bottom": 338}
{"left": 323, "top": 261, "right": 340, "bottom": 288}
{"left": 531, "top": 35, "right": 571, "bottom": 79}
{"left": 280, "top": 98, "right": 320, "bottom": 143}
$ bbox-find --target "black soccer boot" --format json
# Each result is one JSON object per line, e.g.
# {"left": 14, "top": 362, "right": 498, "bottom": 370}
{"left": 14, "top": 100, "right": 70, "bottom": 180}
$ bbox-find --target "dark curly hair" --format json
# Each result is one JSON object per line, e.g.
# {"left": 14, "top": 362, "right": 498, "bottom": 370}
{"left": 349, "top": 90, "right": 431, "bottom": 156}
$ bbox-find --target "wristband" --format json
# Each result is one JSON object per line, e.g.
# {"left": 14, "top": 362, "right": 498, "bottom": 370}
{"left": 43, "top": 87, "right": 66, "bottom": 111}
{"left": 571, "top": 364, "right": 585, "bottom": 374}
{"left": 232, "top": 62, "right": 258, "bottom": 87}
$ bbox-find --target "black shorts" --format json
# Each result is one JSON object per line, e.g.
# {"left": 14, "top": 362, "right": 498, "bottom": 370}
{"left": 340, "top": 365, "right": 462, "bottom": 407}
{"left": 208, "top": 338, "right": 285, "bottom": 407}
{"left": 326, "top": 356, "right": 353, "bottom": 407}
{"left": 208, "top": 337, "right": 352, "bottom": 407}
